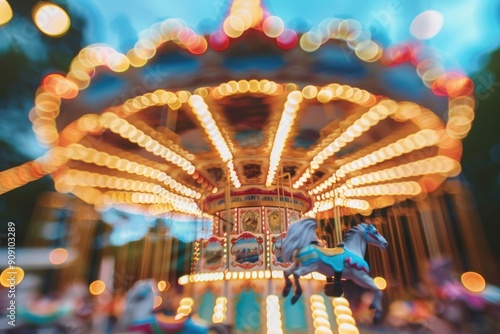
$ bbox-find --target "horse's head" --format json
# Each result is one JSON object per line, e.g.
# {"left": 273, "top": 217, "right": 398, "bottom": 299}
{"left": 116, "top": 279, "right": 157, "bottom": 330}
{"left": 126, "top": 279, "right": 156, "bottom": 306}
{"left": 361, "top": 223, "right": 388, "bottom": 250}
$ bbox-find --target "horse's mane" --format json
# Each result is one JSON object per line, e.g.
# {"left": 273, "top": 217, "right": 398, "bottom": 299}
{"left": 336, "top": 223, "right": 370, "bottom": 247}
{"left": 282, "top": 217, "right": 318, "bottom": 262}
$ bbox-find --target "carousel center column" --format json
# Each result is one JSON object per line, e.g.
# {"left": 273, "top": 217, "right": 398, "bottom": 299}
{"left": 195, "top": 188, "right": 311, "bottom": 332}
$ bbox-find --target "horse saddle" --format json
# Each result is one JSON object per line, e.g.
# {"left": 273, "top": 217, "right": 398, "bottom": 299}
{"left": 315, "top": 246, "right": 345, "bottom": 297}
{"left": 316, "top": 246, "right": 345, "bottom": 257}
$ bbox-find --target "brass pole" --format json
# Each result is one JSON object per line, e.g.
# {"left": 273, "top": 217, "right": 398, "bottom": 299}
{"left": 334, "top": 189, "right": 342, "bottom": 245}
{"left": 225, "top": 171, "right": 231, "bottom": 272}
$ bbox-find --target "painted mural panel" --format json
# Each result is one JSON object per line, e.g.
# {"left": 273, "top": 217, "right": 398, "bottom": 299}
{"left": 200, "top": 236, "right": 226, "bottom": 272}
{"left": 270, "top": 232, "right": 291, "bottom": 270}
{"left": 265, "top": 207, "right": 285, "bottom": 234}
{"left": 240, "top": 160, "right": 266, "bottom": 184}
{"left": 217, "top": 208, "right": 237, "bottom": 236}
{"left": 287, "top": 208, "right": 301, "bottom": 225}
{"left": 239, "top": 207, "right": 261, "bottom": 233}
{"left": 229, "top": 232, "right": 265, "bottom": 271}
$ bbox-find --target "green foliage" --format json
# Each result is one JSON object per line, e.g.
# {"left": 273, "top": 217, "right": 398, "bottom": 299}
{"left": 463, "top": 49, "right": 500, "bottom": 258}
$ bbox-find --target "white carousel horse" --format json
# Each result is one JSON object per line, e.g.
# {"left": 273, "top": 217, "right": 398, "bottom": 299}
{"left": 282, "top": 218, "right": 388, "bottom": 323}
{"left": 115, "top": 279, "right": 230, "bottom": 334}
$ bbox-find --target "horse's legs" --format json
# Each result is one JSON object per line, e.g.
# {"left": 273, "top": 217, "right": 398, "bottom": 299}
{"left": 349, "top": 271, "right": 384, "bottom": 323}
{"left": 282, "top": 263, "right": 298, "bottom": 298}
{"left": 291, "top": 274, "right": 302, "bottom": 305}
{"left": 289, "top": 263, "right": 319, "bottom": 304}
{"left": 283, "top": 262, "right": 312, "bottom": 304}
{"left": 325, "top": 272, "right": 344, "bottom": 297}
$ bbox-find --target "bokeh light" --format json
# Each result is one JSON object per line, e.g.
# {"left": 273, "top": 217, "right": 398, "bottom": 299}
{"left": 33, "top": 3, "right": 71, "bottom": 37}
{"left": 336, "top": 314, "right": 356, "bottom": 326}
{"left": 334, "top": 305, "right": 353, "bottom": 316}
{"left": 263, "top": 16, "right": 285, "bottom": 38}
{"left": 210, "top": 30, "right": 230, "bottom": 50}
{"left": 106, "top": 53, "right": 130, "bottom": 72}
{"left": 49, "top": 248, "right": 69, "bottom": 265}
{"left": 338, "top": 323, "right": 360, "bottom": 334}
{"left": 315, "top": 326, "right": 333, "bottom": 334}
{"left": 42, "top": 73, "right": 79, "bottom": 99}
{"left": 461, "top": 271, "right": 486, "bottom": 292}
{"left": 89, "top": 280, "right": 106, "bottom": 295}
{"left": 355, "top": 40, "right": 382, "bottom": 62}
{"left": 410, "top": 10, "right": 444, "bottom": 40}
{"left": 158, "top": 280, "right": 170, "bottom": 291}
{"left": 373, "top": 276, "right": 387, "bottom": 290}
{"left": 0, "top": 267, "right": 24, "bottom": 287}
{"left": 300, "top": 32, "right": 322, "bottom": 52}
{"left": 0, "top": 0, "right": 13, "bottom": 26}
{"left": 223, "top": 15, "right": 245, "bottom": 38}
{"left": 154, "top": 295, "right": 162, "bottom": 308}
{"left": 276, "top": 29, "right": 297, "bottom": 49}
{"left": 332, "top": 297, "right": 350, "bottom": 307}
{"left": 186, "top": 35, "right": 208, "bottom": 55}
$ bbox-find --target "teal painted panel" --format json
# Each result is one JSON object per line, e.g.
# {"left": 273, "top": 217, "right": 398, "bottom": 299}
{"left": 235, "top": 288, "right": 261, "bottom": 332}
{"left": 199, "top": 290, "right": 215, "bottom": 323}
{"left": 319, "top": 292, "right": 336, "bottom": 330}
{"left": 282, "top": 295, "right": 307, "bottom": 332}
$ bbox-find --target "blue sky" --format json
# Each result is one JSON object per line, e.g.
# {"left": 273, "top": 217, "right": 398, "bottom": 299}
{"left": 69, "top": 0, "right": 500, "bottom": 74}
{"left": 101, "top": 208, "right": 211, "bottom": 245}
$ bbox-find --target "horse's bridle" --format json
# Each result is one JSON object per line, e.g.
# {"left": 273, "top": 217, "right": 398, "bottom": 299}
{"left": 363, "top": 223, "right": 378, "bottom": 243}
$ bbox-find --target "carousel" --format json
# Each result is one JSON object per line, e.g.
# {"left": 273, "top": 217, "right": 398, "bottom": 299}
{"left": 1, "top": 1, "right": 493, "bottom": 333}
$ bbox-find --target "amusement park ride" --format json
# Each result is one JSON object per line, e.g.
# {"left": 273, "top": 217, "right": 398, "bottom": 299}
{"left": 2, "top": 0, "right": 499, "bottom": 333}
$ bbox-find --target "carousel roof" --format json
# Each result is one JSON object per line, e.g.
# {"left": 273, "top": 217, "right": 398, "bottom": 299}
{"left": 2, "top": 2, "right": 476, "bottom": 217}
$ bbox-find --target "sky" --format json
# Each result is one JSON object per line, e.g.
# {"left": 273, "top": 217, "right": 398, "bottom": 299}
{"left": 101, "top": 208, "right": 212, "bottom": 245}
{"left": 68, "top": 0, "right": 500, "bottom": 73}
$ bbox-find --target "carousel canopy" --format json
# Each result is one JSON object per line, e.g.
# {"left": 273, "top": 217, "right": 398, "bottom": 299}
{"left": 1, "top": 0, "right": 493, "bottom": 218}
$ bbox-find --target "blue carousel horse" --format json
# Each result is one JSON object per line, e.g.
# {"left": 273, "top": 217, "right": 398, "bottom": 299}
{"left": 282, "top": 217, "right": 389, "bottom": 323}
{"left": 17, "top": 279, "right": 92, "bottom": 331}
{"left": 115, "top": 279, "right": 230, "bottom": 334}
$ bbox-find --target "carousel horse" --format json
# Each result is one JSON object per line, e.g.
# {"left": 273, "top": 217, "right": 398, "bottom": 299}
{"left": 115, "top": 279, "right": 230, "bottom": 334}
{"left": 282, "top": 218, "right": 388, "bottom": 323}
{"left": 386, "top": 256, "right": 500, "bottom": 333}
{"left": 17, "top": 278, "right": 92, "bottom": 329}
{"left": 426, "top": 256, "right": 500, "bottom": 332}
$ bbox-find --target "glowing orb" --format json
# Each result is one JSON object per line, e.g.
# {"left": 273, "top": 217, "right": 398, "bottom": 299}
{"left": 158, "top": 280, "right": 170, "bottom": 291}
{"left": 338, "top": 323, "right": 360, "bottom": 334}
{"left": 89, "top": 280, "right": 106, "bottom": 295}
{"left": 410, "top": 10, "right": 444, "bottom": 40}
{"left": 0, "top": 0, "right": 13, "bottom": 26}
{"left": 334, "top": 305, "right": 353, "bottom": 316}
{"left": 336, "top": 314, "right": 356, "bottom": 326}
{"left": 332, "top": 297, "right": 350, "bottom": 307}
{"left": 0, "top": 267, "right": 24, "bottom": 287}
{"left": 33, "top": 3, "right": 71, "bottom": 37}
{"left": 154, "top": 296, "right": 162, "bottom": 308}
{"left": 374, "top": 276, "right": 387, "bottom": 290}
{"left": 461, "top": 271, "right": 486, "bottom": 292}
{"left": 263, "top": 16, "right": 285, "bottom": 38}
{"left": 49, "top": 248, "right": 68, "bottom": 265}
{"left": 315, "top": 325, "right": 333, "bottom": 334}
